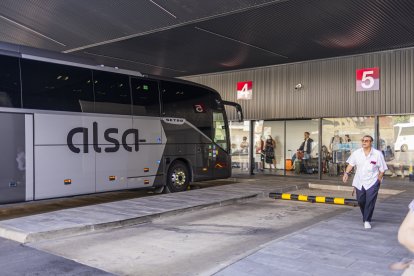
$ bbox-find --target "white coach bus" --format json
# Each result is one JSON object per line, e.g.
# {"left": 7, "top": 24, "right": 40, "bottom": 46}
{"left": 0, "top": 42, "right": 242, "bottom": 204}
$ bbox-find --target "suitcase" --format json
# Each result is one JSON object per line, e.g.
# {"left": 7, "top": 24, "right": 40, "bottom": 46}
{"left": 305, "top": 166, "right": 314, "bottom": 174}
{"left": 285, "top": 159, "right": 293, "bottom": 171}
{"left": 328, "top": 162, "right": 338, "bottom": 176}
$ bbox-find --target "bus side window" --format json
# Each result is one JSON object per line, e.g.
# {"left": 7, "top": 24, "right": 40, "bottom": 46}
{"left": 21, "top": 59, "right": 93, "bottom": 112}
{"left": 93, "top": 71, "right": 131, "bottom": 115}
{"left": 161, "top": 81, "right": 212, "bottom": 138}
{"left": 131, "top": 77, "right": 160, "bottom": 116}
{"left": 0, "top": 55, "right": 21, "bottom": 108}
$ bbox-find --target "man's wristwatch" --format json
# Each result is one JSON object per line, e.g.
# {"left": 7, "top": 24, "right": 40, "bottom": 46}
{"left": 344, "top": 172, "right": 349, "bottom": 176}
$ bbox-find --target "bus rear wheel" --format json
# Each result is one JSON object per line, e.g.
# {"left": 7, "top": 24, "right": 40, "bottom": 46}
{"left": 166, "top": 161, "right": 190, "bottom": 192}
{"left": 401, "top": 144, "right": 408, "bottom": 152}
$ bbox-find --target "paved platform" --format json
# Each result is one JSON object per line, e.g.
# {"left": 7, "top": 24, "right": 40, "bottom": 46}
{"left": 0, "top": 175, "right": 413, "bottom": 275}
{"left": 0, "top": 178, "right": 311, "bottom": 243}
{"left": 216, "top": 178, "right": 414, "bottom": 276}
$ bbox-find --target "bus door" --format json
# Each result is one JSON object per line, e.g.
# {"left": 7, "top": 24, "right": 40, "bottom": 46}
{"left": 161, "top": 80, "right": 216, "bottom": 180}
{"left": 195, "top": 143, "right": 213, "bottom": 179}
{"left": 212, "top": 111, "right": 231, "bottom": 179}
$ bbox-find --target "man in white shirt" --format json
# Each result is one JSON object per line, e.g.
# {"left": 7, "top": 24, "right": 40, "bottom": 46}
{"left": 342, "top": 135, "right": 387, "bottom": 229}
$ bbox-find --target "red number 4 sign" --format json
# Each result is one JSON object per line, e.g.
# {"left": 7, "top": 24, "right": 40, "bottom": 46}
{"left": 356, "top": 67, "right": 380, "bottom": 92}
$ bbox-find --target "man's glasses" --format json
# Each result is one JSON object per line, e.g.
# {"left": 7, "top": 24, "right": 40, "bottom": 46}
{"left": 361, "top": 139, "right": 372, "bottom": 143}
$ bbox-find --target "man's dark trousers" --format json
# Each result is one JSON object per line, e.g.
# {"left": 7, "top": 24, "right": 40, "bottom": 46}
{"left": 355, "top": 181, "right": 380, "bottom": 222}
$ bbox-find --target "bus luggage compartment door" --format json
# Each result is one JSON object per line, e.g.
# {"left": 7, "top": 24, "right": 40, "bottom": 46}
{"left": 34, "top": 114, "right": 95, "bottom": 200}
{"left": 0, "top": 113, "right": 32, "bottom": 204}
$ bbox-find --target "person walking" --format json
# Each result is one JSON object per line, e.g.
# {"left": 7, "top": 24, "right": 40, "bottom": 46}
{"left": 342, "top": 135, "right": 388, "bottom": 229}
{"left": 390, "top": 199, "right": 414, "bottom": 274}
{"left": 399, "top": 200, "right": 414, "bottom": 252}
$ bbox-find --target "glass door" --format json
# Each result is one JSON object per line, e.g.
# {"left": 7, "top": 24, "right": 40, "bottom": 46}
{"left": 379, "top": 115, "right": 414, "bottom": 181}
{"left": 321, "top": 117, "right": 375, "bottom": 180}
{"left": 286, "top": 120, "right": 319, "bottom": 178}
{"left": 229, "top": 121, "right": 251, "bottom": 175}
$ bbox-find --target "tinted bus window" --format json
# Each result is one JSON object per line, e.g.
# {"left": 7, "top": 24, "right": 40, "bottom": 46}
{"left": 400, "top": 126, "right": 414, "bottom": 136}
{"left": 21, "top": 59, "right": 93, "bottom": 112}
{"left": 161, "top": 81, "right": 212, "bottom": 138}
{"left": 0, "top": 55, "right": 21, "bottom": 108}
{"left": 131, "top": 77, "right": 160, "bottom": 116}
{"left": 93, "top": 71, "right": 131, "bottom": 115}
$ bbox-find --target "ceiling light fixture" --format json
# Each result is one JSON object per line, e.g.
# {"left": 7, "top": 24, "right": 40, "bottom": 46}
{"left": 63, "top": 0, "right": 285, "bottom": 54}
{"left": 83, "top": 52, "right": 186, "bottom": 73}
{"left": 149, "top": 0, "right": 177, "bottom": 19}
{"left": 0, "top": 15, "right": 66, "bottom": 46}
{"left": 194, "top": 27, "right": 288, "bottom": 58}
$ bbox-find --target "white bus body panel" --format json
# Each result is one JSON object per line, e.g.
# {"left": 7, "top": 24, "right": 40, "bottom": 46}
{"left": 34, "top": 145, "right": 96, "bottom": 199}
{"left": 35, "top": 113, "right": 134, "bottom": 145}
{"left": 33, "top": 113, "right": 164, "bottom": 198}
{"left": 25, "top": 114, "right": 34, "bottom": 201}
{"left": 126, "top": 117, "right": 164, "bottom": 189}
{"left": 34, "top": 114, "right": 96, "bottom": 199}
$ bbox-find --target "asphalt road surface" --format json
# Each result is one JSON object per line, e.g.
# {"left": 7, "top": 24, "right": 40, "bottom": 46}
{"left": 0, "top": 237, "right": 112, "bottom": 276}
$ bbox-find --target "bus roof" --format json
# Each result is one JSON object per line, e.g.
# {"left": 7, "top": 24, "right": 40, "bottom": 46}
{"left": 0, "top": 41, "right": 222, "bottom": 98}
{"left": 0, "top": 41, "right": 143, "bottom": 77}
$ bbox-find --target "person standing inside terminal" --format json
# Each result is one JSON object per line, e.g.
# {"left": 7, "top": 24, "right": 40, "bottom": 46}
{"left": 264, "top": 135, "right": 276, "bottom": 169}
{"left": 292, "top": 131, "right": 313, "bottom": 163}
{"left": 342, "top": 135, "right": 388, "bottom": 229}
{"left": 240, "top": 136, "right": 249, "bottom": 171}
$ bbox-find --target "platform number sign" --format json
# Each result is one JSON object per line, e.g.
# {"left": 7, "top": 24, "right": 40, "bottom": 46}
{"left": 237, "top": 81, "right": 253, "bottom": 100}
{"left": 356, "top": 67, "right": 380, "bottom": 92}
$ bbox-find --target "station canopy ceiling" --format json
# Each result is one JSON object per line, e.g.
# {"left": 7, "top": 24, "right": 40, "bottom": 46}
{"left": 1, "top": 0, "right": 414, "bottom": 78}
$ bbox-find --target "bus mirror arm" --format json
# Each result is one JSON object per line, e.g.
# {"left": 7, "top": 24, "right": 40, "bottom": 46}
{"left": 222, "top": 101, "right": 244, "bottom": 122}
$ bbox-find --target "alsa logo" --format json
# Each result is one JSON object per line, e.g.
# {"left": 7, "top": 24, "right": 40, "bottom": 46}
{"left": 162, "top": 118, "right": 185, "bottom": 125}
{"left": 67, "top": 122, "right": 139, "bottom": 153}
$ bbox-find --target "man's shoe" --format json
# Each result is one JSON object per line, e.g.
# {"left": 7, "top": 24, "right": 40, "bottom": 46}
{"left": 364, "top": 221, "right": 372, "bottom": 229}
{"left": 391, "top": 173, "right": 397, "bottom": 177}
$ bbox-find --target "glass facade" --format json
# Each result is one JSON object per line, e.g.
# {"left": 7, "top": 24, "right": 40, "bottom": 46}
{"left": 253, "top": 121, "right": 285, "bottom": 175}
{"left": 229, "top": 121, "right": 251, "bottom": 174}
{"left": 379, "top": 115, "right": 414, "bottom": 180}
{"left": 230, "top": 115, "right": 413, "bottom": 182}
{"left": 321, "top": 117, "right": 375, "bottom": 180}
{"left": 286, "top": 120, "right": 319, "bottom": 178}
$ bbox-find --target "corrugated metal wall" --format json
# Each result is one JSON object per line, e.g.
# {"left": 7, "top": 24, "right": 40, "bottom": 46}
{"left": 182, "top": 47, "right": 414, "bottom": 120}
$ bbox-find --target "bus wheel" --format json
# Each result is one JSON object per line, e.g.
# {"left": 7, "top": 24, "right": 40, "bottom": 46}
{"left": 401, "top": 144, "right": 408, "bottom": 152}
{"left": 166, "top": 161, "right": 190, "bottom": 192}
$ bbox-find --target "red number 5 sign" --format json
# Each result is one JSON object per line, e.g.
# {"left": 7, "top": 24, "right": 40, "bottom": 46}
{"left": 356, "top": 67, "right": 380, "bottom": 92}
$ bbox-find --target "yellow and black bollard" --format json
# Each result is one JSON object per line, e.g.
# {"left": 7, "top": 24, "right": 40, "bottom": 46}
{"left": 269, "top": 192, "right": 358, "bottom": 207}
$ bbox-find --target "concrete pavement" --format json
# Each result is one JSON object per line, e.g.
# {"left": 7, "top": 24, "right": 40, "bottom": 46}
{"left": 0, "top": 178, "right": 310, "bottom": 243}
{"left": 0, "top": 175, "right": 413, "bottom": 275}
{"left": 216, "top": 179, "right": 414, "bottom": 276}
{"left": 0, "top": 237, "right": 113, "bottom": 276}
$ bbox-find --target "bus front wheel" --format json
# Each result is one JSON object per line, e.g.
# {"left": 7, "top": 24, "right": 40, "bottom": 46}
{"left": 166, "top": 161, "right": 190, "bottom": 192}
{"left": 401, "top": 144, "right": 408, "bottom": 152}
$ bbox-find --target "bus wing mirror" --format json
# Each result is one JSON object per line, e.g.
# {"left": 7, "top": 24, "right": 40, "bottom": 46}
{"left": 222, "top": 101, "right": 244, "bottom": 122}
